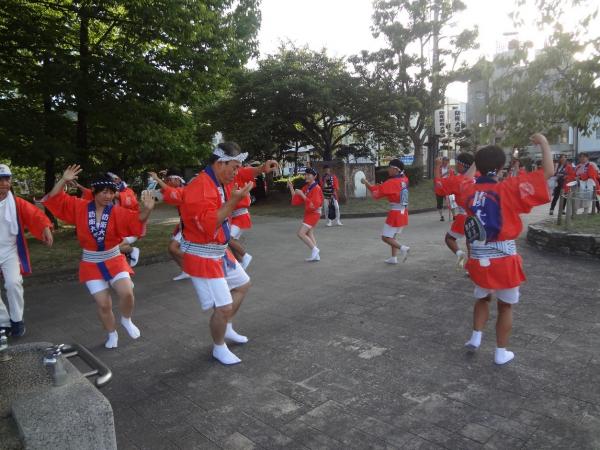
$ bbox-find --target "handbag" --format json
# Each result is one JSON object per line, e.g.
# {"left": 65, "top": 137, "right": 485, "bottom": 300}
{"left": 327, "top": 198, "right": 337, "bottom": 220}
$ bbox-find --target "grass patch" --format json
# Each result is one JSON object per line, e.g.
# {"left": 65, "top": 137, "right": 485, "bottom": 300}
{"left": 27, "top": 223, "right": 175, "bottom": 274}
{"left": 253, "top": 180, "right": 437, "bottom": 218}
{"left": 545, "top": 213, "right": 600, "bottom": 234}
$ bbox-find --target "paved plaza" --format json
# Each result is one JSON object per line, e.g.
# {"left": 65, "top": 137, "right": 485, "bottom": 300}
{"left": 14, "top": 209, "right": 600, "bottom": 449}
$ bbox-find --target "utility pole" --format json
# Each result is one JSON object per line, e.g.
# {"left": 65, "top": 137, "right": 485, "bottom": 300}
{"left": 427, "top": 0, "right": 441, "bottom": 178}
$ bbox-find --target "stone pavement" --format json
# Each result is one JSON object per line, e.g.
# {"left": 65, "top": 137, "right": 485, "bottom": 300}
{"left": 13, "top": 208, "right": 600, "bottom": 449}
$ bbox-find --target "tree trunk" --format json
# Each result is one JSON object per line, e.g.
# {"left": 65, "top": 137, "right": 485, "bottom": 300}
{"left": 42, "top": 56, "right": 58, "bottom": 227}
{"left": 76, "top": 7, "right": 90, "bottom": 168}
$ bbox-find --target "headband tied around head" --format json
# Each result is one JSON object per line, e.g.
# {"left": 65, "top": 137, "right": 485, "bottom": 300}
{"left": 90, "top": 179, "right": 117, "bottom": 190}
{"left": 213, "top": 147, "right": 248, "bottom": 162}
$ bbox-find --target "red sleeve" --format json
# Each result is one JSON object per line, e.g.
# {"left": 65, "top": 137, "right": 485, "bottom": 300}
{"left": 121, "top": 189, "right": 139, "bottom": 211}
{"left": 161, "top": 186, "right": 184, "bottom": 206}
{"left": 42, "top": 190, "right": 84, "bottom": 225}
{"left": 235, "top": 167, "right": 256, "bottom": 186}
{"left": 333, "top": 175, "right": 339, "bottom": 191}
{"left": 435, "top": 175, "right": 461, "bottom": 197}
{"left": 503, "top": 169, "right": 550, "bottom": 214}
{"left": 369, "top": 179, "right": 396, "bottom": 200}
{"left": 80, "top": 187, "right": 93, "bottom": 201}
{"left": 291, "top": 193, "right": 304, "bottom": 206}
{"left": 16, "top": 197, "right": 52, "bottom": 239}
{"left": 113, "top": 205, "right": 145, "bottom": 238}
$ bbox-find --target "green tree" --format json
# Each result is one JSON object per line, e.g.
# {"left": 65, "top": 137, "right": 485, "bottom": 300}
{"left": 0, "top": 0, "right": 260, "bottom": 188}
{"left": 209, "top": 45, "right": 380, "bottom": 161}
{"left": 490, "top": 0, "right": 600, "bottom": 147}
{"left": 351, "top": 0, "right": 478, "bottom": 172}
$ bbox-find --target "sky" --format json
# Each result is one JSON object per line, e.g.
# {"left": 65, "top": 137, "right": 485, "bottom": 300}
{"left": 255, "top": 0, "right": 597, "bottom": 102}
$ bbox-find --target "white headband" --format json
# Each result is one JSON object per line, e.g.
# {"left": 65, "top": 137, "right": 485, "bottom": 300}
{"left": 213, "top": 147, "right": 248, "bottom": 162}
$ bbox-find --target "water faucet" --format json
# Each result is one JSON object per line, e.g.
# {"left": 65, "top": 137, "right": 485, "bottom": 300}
{"left": 0, "top": 329, "right": 11, "bottom": 362}
{"left": 44, "top": 344, "right": 68, "bottom": 386}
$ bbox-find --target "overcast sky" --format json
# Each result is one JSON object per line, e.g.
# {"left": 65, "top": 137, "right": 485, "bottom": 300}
{"left": 255, "top": 0, "right": 597, "bottom": 102}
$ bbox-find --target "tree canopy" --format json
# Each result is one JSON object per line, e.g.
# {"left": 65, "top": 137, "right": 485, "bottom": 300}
{"left": 0, "top": 0, "right": 261, "bottom": 188}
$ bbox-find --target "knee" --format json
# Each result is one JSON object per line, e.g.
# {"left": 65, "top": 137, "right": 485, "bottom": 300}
{"left": 215, "top": 304, "right": 232, "bottom": 319}
{"left": 97, "top": 301, "right": 112, "bottom": 315}
{"left": 235, "top": 281, "right": 252, "bottom": 294}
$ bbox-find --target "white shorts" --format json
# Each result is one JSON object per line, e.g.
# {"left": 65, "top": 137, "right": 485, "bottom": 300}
{"left": 171, "top": 231, "right": 183, "bottom": 243}
{"left": 382, "top": 223, "right": 404, "bottom": 238}
{"left": 474, "top": 285, "right": 520, "bottom": 304}
{"left": 191, "top": 262, "right": 250, "bottom": 311}
{"left": 230, "top": 225, "right": 243, "bottom": 240}
{"left": 123, "top": 236, "right": 138, "bottom": 245}
{"left": 86, "top": 272, "right": 131, "bottom": 295}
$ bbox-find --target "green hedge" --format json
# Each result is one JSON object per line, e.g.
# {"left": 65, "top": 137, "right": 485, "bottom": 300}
{"left": 375, "top": 165, "right": 423, "bottom": 186}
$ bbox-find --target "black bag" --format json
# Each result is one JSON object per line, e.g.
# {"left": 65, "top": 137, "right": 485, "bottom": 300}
{"left": 327, "top": 198, "right": 337, "bottom": 220}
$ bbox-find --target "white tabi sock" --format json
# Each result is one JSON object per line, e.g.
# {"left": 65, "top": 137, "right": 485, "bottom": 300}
{"left": 241, "top": 253, "right": 253, "bottom": 270}
{"left": 173, "top": 272, "right": 191, "bottom": 281}
{"left": 385, "top": 256, "right": 398, "bottom": 264}
{"left": 465, "top": 330, "right": 482, "bottom": 350}
{"left": 105, "top": 330, "right": 118, "bottom": 349}
{"left": 121, "top": 317, "right": 141, "bottom": 339}
{"left": 212, "top": 343, "right": 241, "bottom": 365}
{"left": 225, "top": 322, "right": 248, "bottom": 344}
{"left": 456, "top": 250, "right": 467, "bottom": 269}
{"left": 400, "top": 245, "right": 410, "bottom": 262}
{"left": 494, "top": 347, "right": 515, "bottom": 365}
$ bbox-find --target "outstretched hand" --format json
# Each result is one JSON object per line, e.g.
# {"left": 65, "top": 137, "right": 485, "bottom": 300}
{"left": 360, "top": 178, "right": 367, "bottom": 185}
{"left": 530, "top": 133, "right": 548, "bottom": 146}
{"left": 61, "top": 165, "right": 82, "bottom": 182}
{"left": 141, "top": 190, "right": 156, "bottom": 210}
{"left": 42, "top": 227, "right": 53, "bottom": 247}
{"left": 263, "top": 160, "right": 279, "bottom": 174}
{"left": 147, "top": 171, "right": 159, "bottom": 181}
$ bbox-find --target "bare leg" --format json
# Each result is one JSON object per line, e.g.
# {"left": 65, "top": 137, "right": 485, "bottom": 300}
{"left": 112, "top": 277, "right": 140, "bottom": 338}
{"left": 210, "top": 304, "right": 231, "bottom": 345}
{"left": 92, "top": 289, "right": 116, "bottom": 332}
{"left": 230, "top": 282, "right": 251, "bottom": 319}
{"left": 473, "top": 295, "right": 491, "bottom": 331}
{"left": 112, "top": 278, "right": 135, "bottom": 318}
{"left": 496, "top": 301, "right": 513, "bottom": 348}
{"left": 307, "top": 228, "right": 317, "bottom": 248}
{"left": 382, "top": 236, "right": 401, "bottom": 257}
{"left": 297, "top": 225, "right": 315, "bottom": 250}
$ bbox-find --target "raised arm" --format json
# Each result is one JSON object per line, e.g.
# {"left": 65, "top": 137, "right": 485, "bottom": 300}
{"left": 530, "top": 133, "right": 553, "bottom": 179}
{"left": 48, "top": 165, "right": 82, "bottom": 197}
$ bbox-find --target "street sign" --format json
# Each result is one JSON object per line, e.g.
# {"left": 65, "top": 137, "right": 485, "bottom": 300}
{"left": 434, "top": 109, "right": 445, "bottom": 135}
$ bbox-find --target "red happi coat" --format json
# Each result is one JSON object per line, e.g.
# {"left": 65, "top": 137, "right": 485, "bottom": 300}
{"left": 12, "top": 196, "right": 53, "bottom": 275}
{"left": 459, "top": 169, "right": 550, "bottom": 289}
{"left": 178, "top": 170, "right": 237, "bottom": 278}
{"left": 368, "top": 175, "right": 409, "bottom": 227}
{"left": 161, "top": 185, "right": 184, "bottom": 236}
{"left": 43, "top": 191, "right": 145, "bottom": 282}
{"left": 231, "top": 167, "right": 256, "bottom": 230}
{"left": 291, "top": 182, "right": 323, "bottom": 227}
{"left": 576, "top": 162, "right": 600, "bottom": 193}
{"left": 435, "top": 173, "right": 475, "bottom": 236}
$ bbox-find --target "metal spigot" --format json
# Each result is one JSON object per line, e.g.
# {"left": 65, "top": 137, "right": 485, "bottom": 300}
{"left": 0, "top": 329, "right": 11, "bottom": 362}
{"left": 44, "top": 344, "right": 68, "bottom": 386}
